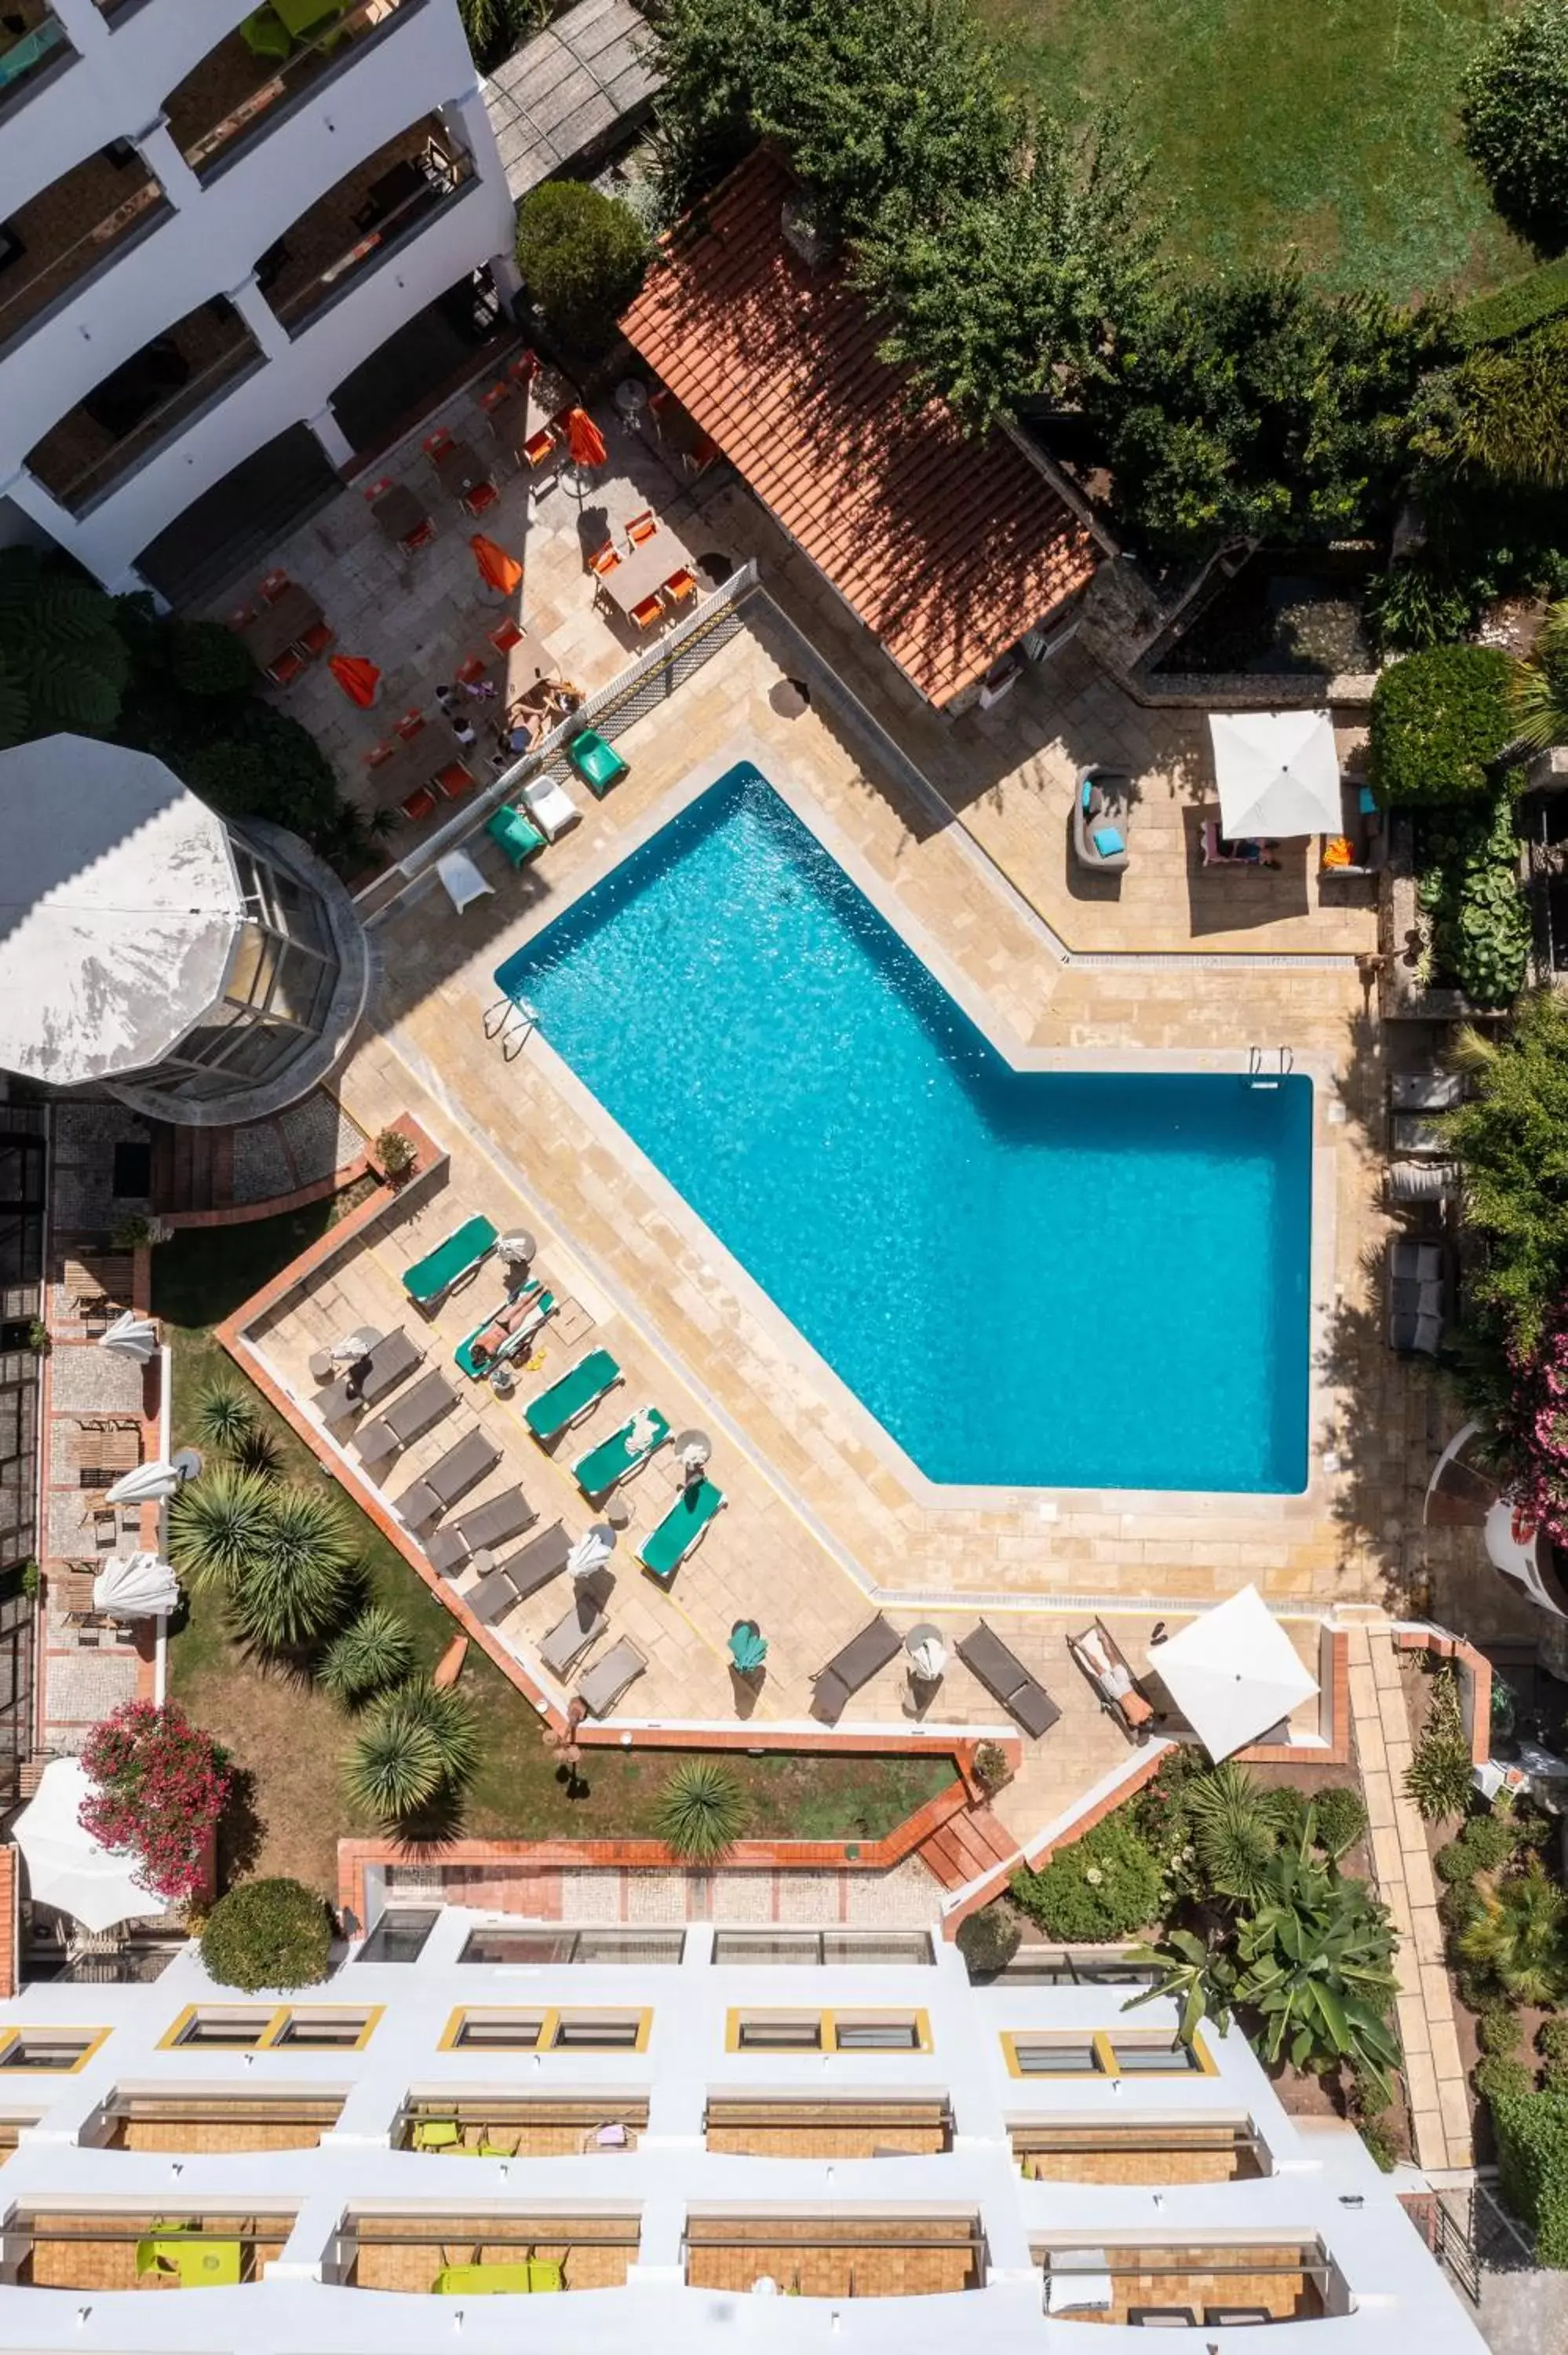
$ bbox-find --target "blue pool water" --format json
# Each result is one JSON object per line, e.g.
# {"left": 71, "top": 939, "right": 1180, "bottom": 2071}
{"left": 496, "top": 765, "right": 1312, "bottom": 1492}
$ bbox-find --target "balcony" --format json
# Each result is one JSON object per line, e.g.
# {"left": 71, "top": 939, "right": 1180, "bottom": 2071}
{"left": 398, "top": 2098, "right": 649, "bottom": 2156}
{"left": 1039, "top": 2240, "right": 1332, "bottom": 2328}
{"left": 1012, "top": 2120, "right": 1265, "bottom": 2186}
{"left": 260, "top": 122, "right": 474, "bottom": 341}
{"left": 705, "top": 2098, "right": 952, "bottom": 2160}
{"left": 101, "top": 2092, "right": 345, "bottom": 2152}
{"left": 162, "top": 0, "right": 426, "bottom": 185}
{"left": 0, "top": 6, "right": 75, "bottom": 119}
{"left": 18, "top": 2210, "right": 291, "bottom": 2290}
{"left": 0, "top": 148, "right": 168, "bottom": 360}
{"left": 340, "top": 2211, "right": 640, "bottom": 2291}
{"left": 25, "top": 298, "right": 265, "bottom": 517}
{"left": 684, "top": 2216, "right": 985, "bottom": 2298}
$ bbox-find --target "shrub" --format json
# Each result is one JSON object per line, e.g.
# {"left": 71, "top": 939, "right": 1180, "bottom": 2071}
{"left": 374, "top": 1127, "right": 418, "bottom": 1188}
{"left": 972, "top": 1741, "right": 1010, "bottom": 1797}
{"left": 81, "top": 1700, "right": 230, "bottom": 1904}
{"left": 1459, "top": 255, "right": 1568, "bottom": 349}
{"left": 1443, "top": 990, "right": 1568, "bottom": 1367}
{"left": 955, "top": 1900, "right": 1022, "bottom": 1977}
{"left": 1186, "top": 1761, "right": 1287, "bottom": 1905}
{"left": 1461, "top": 0, "right": 1568, "bottom": 253}
{"left": 655, "top": 1761, "right": 747, "bottom": 1860}
{"left": 1538, "top": 2017, "right": 1568, "bottom": 2065}
{"left": 1460, "top": 1811, "right": 1523, "bottom": 1875}
{"left": 1012, "top": 1813, "right": 1163, "bottom": 1942}
{"left": 1479, "top": 2003, "right": 1526, "bottom": 2057}
{"left": 1494, "top": 2090, "right": 1568, "bottom": 2262}
{"left": 1357, "top": 2115, "right": 1400, "bottom": 2171}
{"left": 1406, "top": 1669, "right": 1475, "bottom": 1821}
{"left": 1369, "top": 644, "right": 1517, "bottom": 806}
{"left": 193, "top": 1381, "right": 257, "bottom": 1458}
{"left": 319, "top": 1606, "right": 416, "bottom": 1705}
{"left": 1436, "top": 1838, "right": 1476, "bottom": 1885}
{"left": 1477, "top": 2055, "right": 1536, "bottom": 2106}
{"left": 200, "top": 1876, "right": 332, "bottom": 1992}
{"left": 1456, "top": 1858, "right": 1568, "bottom": 2006}
{"left": 1312, "top": 1785, "right": 1369, "bottom": 1863}
{"left": 516, "top": 181, "right": 649, "bottom": 356}
{"left": 1365, "top": 554, "right": 1475, "bottom": 655}
{"left": 1417, "top": 794, "right": 1530, "bottom": 1009}
{"left": 167, "top": 619, "right": 257, "bottom": 699}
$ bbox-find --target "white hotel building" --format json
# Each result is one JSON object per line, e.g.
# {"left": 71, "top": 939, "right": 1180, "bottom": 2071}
{"left": 0, "top": 0, "right": 518, "bottom": 601}
{"left": 0, "top": 1910, "right": 1490, "bottom": 2354}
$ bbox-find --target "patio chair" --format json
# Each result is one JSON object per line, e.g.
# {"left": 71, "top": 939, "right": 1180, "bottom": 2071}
{"left": 435, "top": 761, "right": 476, "bottom": 800}
{"left": 1391, "top": 1069, "right": 1464, "bottom": 1113}
{"left": 664, "top": 568, "right": 698, "bottom": 604}
{"left": 427, "top": 1484, "right": 537, "bottom": 1575}
{"left": 310, "top": 1329, "right": 416, "bottom": 1420}
{"left": 422, "top": 426, "right": 454, "bottom": 461}
{"left": 355, "top": 1369, "right": 456, "bottom": 1471}
{"left": 538, "top": 1573, "right": 612, "bottom": 1677}
{"left": 578, "top": 1636, "right": 647, "bottom": 1718}
{"left": 508, "top": 349, "right": 539, "bottom": 384}
{"left": 1391, "top": 1111, "right": 1449, "bottom": 1159}
{"left": 395, "top": 708, "right": 425, "bottom": 741}
{"left": 567, "top": 729, "right": 629, "bottom": 798}
{"left": 523, "top": 427, "right": 557, "bottom": 470}
{"left": 258, "top": 569, "right": 290, "bottom": 602}
{"left": 461, "top": 480, "right": 499, "bottom": 519}
{"left": 1065, "top": 1619, "right": 1152, "bottom": 1739}
{"left": 266, "top": 647, "right": 305, "bottom": 688}
{"left": 489, "top": 619, "right": 523, "bottom": 654}
{"left": 297, "top": 619, "right": 334, "bottom": 659}
{"left": 521, "top": 776, "right": 582, "bottom": 842}
{"left": 1071, "top": 767, "right": 1132, "bottom": 874}
{"left": 392, "top": 1426, "right": 500, "bottom": 1528}
{"left": 226, "top": 603, "right": 255, "bottom": 631}
{"left": 810, "top": 1614, "right": 902, "bottom": 1724}
{"left": 1388, "top": 1235, "right": 1448, "bottom": 1356}
{"left": 637, "top": 1478, "right": 724, "bottom": 1584}
{"left": 468, "top": 1521, "right": 571, "bottom": 1623}
{"left": 403, "top": 1215, "right": 498, "bottom": 1305}
{"left": 961, "top": 1620, "right": 1065, "bottom": 1739}
{"left": 625, "top": 510, "right": 656, "bottom": 545}
{"left": 629, "top": 595, "right": 664, "bottom": 632}
{"left": 454, "top": 1283, "right": 554, "bottom": 1378}
{"left": 1387, "top": 1159, "right": 1456, "bottom": 1206}
{"left": 365, "top": 740, "right": 396, "bottom": 771}
{"left": 1201, "top": 820, "right": 1278, "bottom": 869}
{"left": 588, "top": 542, "right": 621, "bottom": 578}
{"left": 573, "top": 1406, "right": 669, "bottom": 1498}
{"left": 524, "top": 1347, "right": 622, "bottom": 1444}
{"left": 401, "top": 785, "right": 438, "bottom": 825}
{"left": 484, "top": 804, "right": 547, "bottom": 869}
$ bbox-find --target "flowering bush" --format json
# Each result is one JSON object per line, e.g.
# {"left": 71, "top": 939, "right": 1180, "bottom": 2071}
{"left": 1501, "top": 1318, "right": 1568, "bottom": 1545}
{"left": 79, "top": 1700, "right": 231, "bottom": 1905}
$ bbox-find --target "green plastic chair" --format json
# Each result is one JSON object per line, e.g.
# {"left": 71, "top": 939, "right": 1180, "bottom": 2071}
{"left": 637, "top": 1477, "right": 725, "bottom": 1583}
{"left": 436, "top": 2260, "right": 534, "bottom": 2294}
{"left": 573, "top": 1406, "right": 670, "bottom": 1497}
{"left": 523, "top": 1347, "right": 621, "bottom": 1444}
{"left": 402, "top": 1214, "right": 497, "bottom": 1305}
{"left": 413, "top": 2117, "right": 461, "bottom": 2150}
{"left": 239, "top": 5, "right": 293, "bottom": 57}
{"left": 485, "top": 804, "right": 547, "bottom": 868}
{"left": 528, "top": 2259, "right": 564, "bottom": 2292}
{"left": 567, "top": 728, "right": 629, "bottom": 798}
{"left": 728, "top": 1620, "right": 768, "bottom": 1673}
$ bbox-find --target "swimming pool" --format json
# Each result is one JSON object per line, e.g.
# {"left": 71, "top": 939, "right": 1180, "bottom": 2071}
{"left": 496, "top": 763, "right": 1312, "bottom": 1493}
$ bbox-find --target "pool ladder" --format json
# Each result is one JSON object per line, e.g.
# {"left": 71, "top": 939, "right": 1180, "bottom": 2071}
{"left": 1247, "top": 1045, "right": 1293, "bottom": 1089}
{"left": 483, "top": 995, "right": 538, "bottom": 1062}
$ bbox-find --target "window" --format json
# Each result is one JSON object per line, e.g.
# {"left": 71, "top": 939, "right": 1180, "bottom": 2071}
{"left": 1003, "top": 2031, "right": 1212, "bottom": 2079}
{"left": 1110, "top": 2038, "right": 1205, "bottom": 2075}
{"left": 833, "top": 2018, "right": 923, "bottom": 2052}
{"left": 728, "top": 2013, "right": 930, "bottom": 2055}
{"left": 1008, "top": 2037, "right": 1105, "bottom": 2077}
{"left": 450, "top": 2013, "right": 545, "bottom": 2051}
{"left": 549, "top": 2014, "right": 646, "bottom": 2052}
{"left": 162, "top": 2006, "right": 381, "bottom": 2052}
{"left": 458, "top": 1927, "right": 683, "bottom": 1966}
{"left": 441, "top": 2007, "right": 651, "bottom": 2053}
{"left": 356, "top": 1908, "right": 438, "bottom": 1963}
{"left": 736, "top": 2017, "right": 824, "bottom": 2053}
{"left": 271, "top": 2010, "right": 377, "bottom": 2050}
{"left": 170, "top": 2010, "right": 271, "bottom": 2050}
{"left": 0, "top": 2028, "right": 105, "bottom": 2072}
{"left": 712, "top": 1931, "right": 932, "bottom": 1966}
{"left": 995, "top": 1952, "right": 1160, "bottom": 1987}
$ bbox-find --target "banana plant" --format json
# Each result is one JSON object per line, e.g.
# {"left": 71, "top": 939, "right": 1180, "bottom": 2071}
{"left": 1231, "top": 1820, "right": 1402, "bottom": 2097}
{"left": 1121, "top": 1927, "right": 1237, "bottom": 2046}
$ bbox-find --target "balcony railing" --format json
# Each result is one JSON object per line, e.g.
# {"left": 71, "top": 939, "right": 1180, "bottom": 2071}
{"left": 31, "top": 316, "right": 268, "bottom": 517}
{"left": 0, "top": 177, "right": 170, "bottom": 363}
{"left": 269, "top": 138, "right": 474, "bottom": 340}
{"left": 169, "top": 0, "right": 428, "bottom": 185}
{"left": 0, "top": 7, "right": 74, "bottom": 116}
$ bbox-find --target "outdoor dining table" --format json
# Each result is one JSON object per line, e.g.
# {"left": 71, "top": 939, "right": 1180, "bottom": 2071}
{"left": 598, "top": 525, "right": 697, "bottom": 617}
{"left": 488, "top": 367, "right": 573, "bottom": 461}
{"left": 430, "top": 436, "right": 491, "bottom": 506}
{"left": 369, "top": 480, "right": 430, "bottom": 550}
{"left": 244, "top": 582, "right": 323, "bottom": 671}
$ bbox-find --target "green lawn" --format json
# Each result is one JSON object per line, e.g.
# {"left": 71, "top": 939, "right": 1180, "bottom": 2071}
{"left": 153, "top": 1214, "right": 951, "bottom": 1898}
{"left": 976, "top": 0, "right": 1531, "bottom": 299}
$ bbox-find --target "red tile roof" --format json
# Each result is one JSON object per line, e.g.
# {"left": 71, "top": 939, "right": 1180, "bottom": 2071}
{"left": 619, "top": 147, "right": 1100, "bottom": 708}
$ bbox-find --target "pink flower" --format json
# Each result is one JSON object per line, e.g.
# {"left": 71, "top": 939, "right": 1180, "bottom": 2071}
{"left": 79, "top": 1701, "right": 230, "bottom": 1904}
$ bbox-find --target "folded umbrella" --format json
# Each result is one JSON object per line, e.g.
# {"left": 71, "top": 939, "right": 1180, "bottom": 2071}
{"left": 99, "top": 1310, "right": 157, "bottom": 1361}
{"left": 105, "top": 1459, "right": 185, "bottom": 1505}
{"left": 470, "top": 533, "right": 523, "bottom": 595}
{"left": 93, "top": 1552, "right": 181, "bottom": 1619}
{"left": 328, "top": 654, "right": 381, "bottom": 708}
{"left": 563, "top": 407, "right": 607, "bottom": 469}
{"left": 568, "top": 1523, "right": 617, "bottom": 1579}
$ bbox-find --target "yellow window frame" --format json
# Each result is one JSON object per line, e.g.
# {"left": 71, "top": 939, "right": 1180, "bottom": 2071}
{"left": 161, "top": 2005, "right": 382, "bottom": 2053}
{"left": 725, "top": 2010, "right": 932, "bottom": 2055}
{"left": 0, "top": 2025, "right": 109, "bottom": 2073}
{"left": 439, "top": 2006, "right": 651, "bottom": 2054}
{"left": 1001, "top": 2028, "right": 1214, "bottom": 2079}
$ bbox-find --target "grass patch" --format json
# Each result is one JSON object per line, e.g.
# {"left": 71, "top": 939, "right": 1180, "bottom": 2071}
{"left": 153, "top": 1215, "right": 953, "bottom": 1898}
{"left": 975, "top": 0, "right": 1530, "bottom": 299}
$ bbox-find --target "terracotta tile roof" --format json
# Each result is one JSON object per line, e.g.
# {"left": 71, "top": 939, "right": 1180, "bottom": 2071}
{"left": 619, "top": 147, "right": 1100, "bottom": 706}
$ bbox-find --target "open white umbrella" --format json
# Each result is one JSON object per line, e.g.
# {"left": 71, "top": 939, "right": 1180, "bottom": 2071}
{"left": 1209, "top": 710, "right": 1342, "bottom": 841}
{"left": 11, "top": 1758, "right": 171, "bottom": 1933}
{"left": 104, "top": 1459, "right": 183, "bottom": 1505}
{"left": 92, "top": 1553, "right": 181, "bottom": 1619}
{"left": 98, "top": 1309, "right": 158, "bottom": 1361}
{"left": 568, "top": 1524, "right": 617, "bottom": 1579}
{"left": 1145, "top": 1585, "right": 1318, "bottom": 1762}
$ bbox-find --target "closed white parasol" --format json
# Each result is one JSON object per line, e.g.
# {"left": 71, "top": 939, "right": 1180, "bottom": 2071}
{"left": 98, "top": 1309, "right": 158, "bottom": 1360}
{"left": 11, "top": 1758, "right": 172, "bottom": 1933}
{"left": 568, "top": 1524, "right": 618, "bottom": 1579}
{"left": 1209, "top": 710, "right": 1342, "bottom": 841}
{"left": 1145, "top": 1585, "right": 1318, "bottom": 1762}
{"left": 104, "top": 1459, "right": 184, "bottom": 1505}
{"left": 92, "top": 1553, "right": 181, "bottom": 1619}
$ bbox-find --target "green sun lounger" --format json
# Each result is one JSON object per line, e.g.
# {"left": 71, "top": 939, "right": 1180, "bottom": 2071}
{"left": 523, "top": 1347, "right": 621, "bottom": 1444}
{"left": 485, "top": 804, "right": 547, "bottom": 867}
{"left": 574, "top": 1405, "right": 670, "bottom": 1497}
{"left": 637, "top": 1477, "right": 725, "bottom": 1583}
{"left": 434, "top": 2258, "right": 558, "bottom": 2294}
{"left": 567, "top": 728, "right": 629, "bottom": 798}
{"left": 453, "top": 1281, "right": 554, "bottom": 1378}
{"left": 402, "top": 1214, "right": 496, "bottom": 1305}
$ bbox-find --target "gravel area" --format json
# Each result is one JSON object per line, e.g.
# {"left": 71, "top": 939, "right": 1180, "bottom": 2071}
{"left": 231, "top": 1120, "right": 294, "bottom": 1205}
{"left": 47, "top": 1349, "right": 146, "bottom": 1413}
{"left": 280, "top": 1090, "right": 366, "bottom": 1184}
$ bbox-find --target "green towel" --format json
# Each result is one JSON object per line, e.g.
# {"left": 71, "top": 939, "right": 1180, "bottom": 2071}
{"left": 638, "top": 1478, "right": 724, "bottom": 1579}
{"left": 574, "top": 1407, "right": 670, "bottom": 1496}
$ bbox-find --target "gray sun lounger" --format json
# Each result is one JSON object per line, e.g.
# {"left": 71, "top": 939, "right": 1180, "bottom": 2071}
{"left": 810, "top": 1613, "right": 902, "bottom": 1725}
{"left": 957, "top": 1621, "right": 1063, "bottom": 1740}
{"left": 427, "top": 1484, "right": 538, "bottom": 1577}
{"left": 467, "top": 1522, "right": 573, "bottom": 1627}
{"left": 578, "top": 1636, "right": 647, "bottom": 1718}
{"left": 310, "top": 1329, "right": 418, "bottom": 1420}
{"left": 356, "top": 1369, "right": 456, "bottom": 1471}
{"left": 393, "top": 1427, "right": 501, "bottom": 1527}
{"left": 539, "top": 1572, "right": 612, "bottom": 1677}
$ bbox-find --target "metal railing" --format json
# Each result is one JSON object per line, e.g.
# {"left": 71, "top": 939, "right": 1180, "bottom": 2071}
{"left": 0, "top": 176, "right": 167, "bottom": 359}
{"left": 40, "top": 328, "right": 267, "bottom": 517}
{"left": 175, "top": 0, "right": 429, "bottom": 182}
{"left": 271, "top": 141, "right": 473, "bottom": 341}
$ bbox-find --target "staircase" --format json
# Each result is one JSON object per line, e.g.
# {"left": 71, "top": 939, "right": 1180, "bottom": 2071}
{"left": 148, "top": 1123, "right": 235, "bottom": 1218}
{"left": 915, "top": 1804, "right": 1019, "bottom": 1891}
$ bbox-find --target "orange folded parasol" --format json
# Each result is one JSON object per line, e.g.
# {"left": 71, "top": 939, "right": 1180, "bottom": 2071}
{"left": 469, "top": 533, "right": 523, "bottom": 594}
{"left": 563, "top": 407, "right": 608, "bottom": 469}
{"left": 328, "top": 654, "right": 381, "bottom": 707}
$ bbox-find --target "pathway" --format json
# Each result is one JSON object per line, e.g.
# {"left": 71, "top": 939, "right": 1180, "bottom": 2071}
{"left": 1347, "top": 1619, "right": 1472, "bottom": 2173}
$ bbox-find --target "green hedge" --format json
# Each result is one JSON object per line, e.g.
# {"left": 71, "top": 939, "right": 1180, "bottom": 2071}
{"left": 200, "top": 1877, "right": 333, "bottom": 1992}
{"left": 1369, "top": 644, "right": 1516, "bottom": 806}
{"left": 1457, "top": 257, "right": 1568, "bottom": 349}
{"left": 1011, "top": 1813, "right": 1163, "bottom": 1942}
{"left": 1493, "top": 2090, "right": 1568, "bottom": 2264}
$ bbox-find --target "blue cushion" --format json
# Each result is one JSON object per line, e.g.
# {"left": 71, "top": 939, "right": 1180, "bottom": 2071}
{"left": 1358, "top": 786, "right": 1378, "bottom": 816}
{"left": 1092, "top": 826, "right": 1125, "bottom": 858}
{"left": 1081, "top": 780, "right": 1094, "bottom": 811}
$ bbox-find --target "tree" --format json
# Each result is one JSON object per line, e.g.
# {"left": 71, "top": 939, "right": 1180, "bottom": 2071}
{"left": 855, "top": 108, "right": 1158, "bottom": 434}
{"left": 1511, "top": 598, "right": 1568, "bottom": 752}
{"left": 516, "top": 181, "right": 649, "bottom": 358}
{"left": 201, "top": 1877, "right": 333, "bottom": 1992}
{"left": 1185, "top": 1761, "right": 1293, "bottom": 1905}
{"left": 345, "top": 1681, "right": 479, "bottom": 1830}
{"left": 1231, "top": 1825, "right": 1401, "bottom": 2094}
{"left": 80, "top": 1700, "right": 230, "bottom": 1906}
{"left": 0, "top": 546, "right": 131, "bottom": 744}
{"left": 955, "top": 1899, "right": 1022, "bottom": 1976}
{"left": 1443, "top": 989, "right": 1568, "bottom": 1360}
{"left": 319, "top": 1606, "right": 417, "bottom": 1705}
{"left": 1368, "top": 644, "right": 1517, "bottom": 805}
{"left": 166, "top": 1464, "right": 277, "bottom": 1590}
{"left": 1455, "top": 1858, "right": 1568, "bottom": 2007}
{"left": 655, "top": 1760, "right": 747, "bottom": 1860}
{"left": 1417, "top": 323, "right": 1568, "bottom": 495}
{"left": 228, "top": 1484, "right": 356, "bottom": 1654}
{"left": 1122, "top": 1926, "right": 1236, "bottom": 2045}
{"left": 1461, "top": 0, "right": 1568, "bottom": 253}
{"left": 457, "top": 0, "right": 542, "bottom": 73}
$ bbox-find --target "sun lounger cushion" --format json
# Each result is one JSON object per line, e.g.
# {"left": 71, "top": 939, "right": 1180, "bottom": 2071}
{"left": 811, "top": 1613, "right": 902, "bottom": 1725}
{"left": 573, "top": 1406, "right": 669, "bottom": 1497}
{"left": 959, "top": 1622, "right": 1063, "bottom": 1740}
{"left": 402, "top": 1214, "right": 498, "bottom": 1305}
{"left": 452, "top": 1486, "right": 537, "bottom": 1556}
{"left": 311, "top": 1328, "right": 415, "bottom": 1418}
{"left": 539, "top": 1580, "right": 610, "bottom": 1677}
{"left": 524, "top": 1347, "right": 621, "bottom": 1444}
{"left": 578, "top": 1636, "right": 647, "bottom": 1718}
{"left": 637, "top": 1479, "right": 724, "bottom": 1583}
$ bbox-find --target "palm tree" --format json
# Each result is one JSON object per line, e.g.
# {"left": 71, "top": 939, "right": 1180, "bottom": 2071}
{"left": 1454, "top": 1858, "right": 1568, "bottom": 2007}
{"left": 1186, "top": 1762, "right": 1288, "bottom": 1904}
{"left": 1232, "top": 1831, "right": 1402, "bottom": 2095}
{"left": 228, "top": 1485, "right": 356, "bottom": 1652}
{"left": 345, "top": 1699, "right": 443, "bottom": 1827}
{"left": 193, "top": 1380, "right": 257, "bottom": 1457}
{"left": 655, "top": 1761, "right": 747, "bottom": 1860}
{"left": 319, "top": 1605, "right": 416, "bottom": 1704}
{"left": 403, "top": 1680, "right": 480, "bottom": 1791}
{"left": 166, "top": 1464, "right": 275, "bottom": 1590}
{"left": 1511, "top": 600, "right": 1568, "bottom": 754}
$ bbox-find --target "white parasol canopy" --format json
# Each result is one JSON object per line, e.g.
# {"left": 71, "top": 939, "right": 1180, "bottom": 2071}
{"left": 104, "top": 1459, "right": 183, "bottom": 1505}
{"left": 92, "top": 1552, "right": 181, "bottom": 1619}
{"left": 1209, "top": 710, "right": 1342, "bottom": 841}
{"left": 1146, "top": 1585, "right": 1318, "bottom": 1762}
{"left": 11, "top": 1758, "right": 171, "bottom": 1933}
{"left": 567, "top": 1524, "right": 617, "bottom": 1579}
{"left": 908, "top": 1633, "right": 947, "bottom": 1681}
{"left": 98, "top": 1309, "right": 158, "bottom": 1361}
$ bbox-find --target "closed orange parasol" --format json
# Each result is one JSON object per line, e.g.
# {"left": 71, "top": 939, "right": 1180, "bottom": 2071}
{"left": 563, "top": 407, "right": 607, "bottom": 469}
{"left": 469, "top": 533, "right": 523, "bottom": 595}
{"left": 328, "top": 654, "right": 381, "bottom": 707}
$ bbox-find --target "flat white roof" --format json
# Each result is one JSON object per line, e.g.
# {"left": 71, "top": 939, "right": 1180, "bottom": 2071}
{"left": 0, "top": 735, "right": 242, "bottom": 1086}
